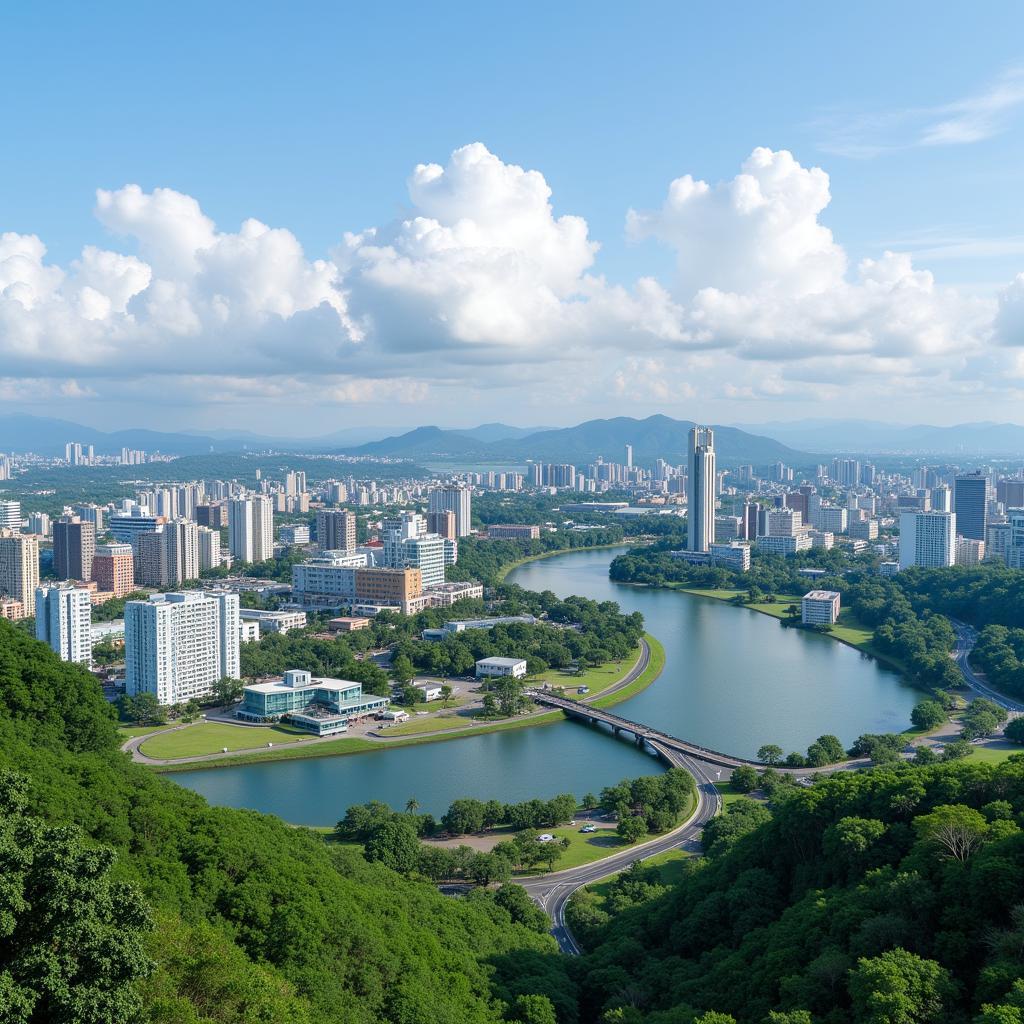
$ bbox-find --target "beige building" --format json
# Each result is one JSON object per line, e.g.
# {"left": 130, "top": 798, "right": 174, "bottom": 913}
{"left": 0, "top": 530, "right": 39, "bottom": 615}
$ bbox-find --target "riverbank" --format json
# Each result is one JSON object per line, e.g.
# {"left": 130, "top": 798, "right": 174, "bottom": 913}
{"left": 494, "top": 540, "right": 634, "bottom": 583}
{"left": 146, "top": 633, "right": 665, "bottom": 774}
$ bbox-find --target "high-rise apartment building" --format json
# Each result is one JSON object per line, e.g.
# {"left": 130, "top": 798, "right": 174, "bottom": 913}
{"left": 125, "top": 591, "right": 240, "bottom": 705}
{"left": 53, "top": 517, "right": 96, "bottom": 581}
{"left": 930, "top": 485, "right": 952, "bottom": 513}
{"left": 899, "top": 511, "right": 956, "bottom": 569}
{"left": 316, "top": 509, "right": 357, "bottom": 552}
{"left": 954, "top": 472, "right": 988, "bottom": 541}
{"left": 427, "top": 510, "right": 457, "bottom": 540}
{"left": 197, "top": 526, "right": 221, "bottom": 572}
{"left": 164, "top": 519, "right": 200, "bottom": 585}
{"left": 686, "top": 426, "right": 716, "bottom": 553}
{"left": 135, "top": 531, "right": 168, "bottom": 588}
{"left": 91, "top": 543, "right": 135, "bottom": 597}
{"left": 0, "top": 500, "right": 21, "bottom": 530}
{"left": 997, "top": 479, "right": 1024, "bottom": 508}
{"left": 35, "top": 584, "right": 93, "bottom": 666}
{"left": 429, "top": 485, "right": 472, "bottom": 537}
{"left": 195, "top": 503, "right": 225, "bottom": 529}
{"left": 0, "top": 530, "right": 40, "bottom": 615}
{"left": 228, "top": 496, "right": 274, "bottom": 564}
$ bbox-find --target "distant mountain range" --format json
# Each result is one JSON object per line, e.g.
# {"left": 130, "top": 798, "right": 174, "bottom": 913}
{"left": 342, "top": 415, "right": 805, "bottom": 465}
{"left": 739, "top": 419, "right": 1024, "bottom": 455}
{"left": 0, "top": 416, "right": 552, "bottom": 458}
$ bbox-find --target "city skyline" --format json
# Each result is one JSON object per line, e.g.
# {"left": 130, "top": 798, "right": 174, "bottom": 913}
{"left": 3, "top": 5, "right": 1024, "bottom": 432}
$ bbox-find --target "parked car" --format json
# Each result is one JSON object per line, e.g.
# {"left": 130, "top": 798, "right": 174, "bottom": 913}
{"left": 580, "top": 825, "right": 597, "bottom": 833}
{"left": 537, "top": 833, "right": 555, "bottom": 843}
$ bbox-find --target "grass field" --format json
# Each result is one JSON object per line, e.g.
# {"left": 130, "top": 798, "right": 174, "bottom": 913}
{"left": 514, "top": 824, "right": 633, "bottom": 874}
{"left": 591, "top": 633, "right": 665, "bottom": 709}
{"left": 967, "top": 743, "right": 1024, "bottom": 764}
{"left": 382, "top": 711, "right": 485, "bottom": 736}
{"left": 536, "top": 657, "right": 635, "bottom": 696}
{"left": 140, "top": 721, "right": 311, "bottom": 758}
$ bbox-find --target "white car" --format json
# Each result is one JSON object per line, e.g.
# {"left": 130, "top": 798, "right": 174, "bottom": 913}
{"left": 580, "top": 825, "right": 598, "bottom": 833}
{"left": 537, "top": 833, "right": 555, "bottom": 843}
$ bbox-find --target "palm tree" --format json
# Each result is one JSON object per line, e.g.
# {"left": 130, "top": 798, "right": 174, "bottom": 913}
{"left": 405, "top": 797, "right": 420, "bottom": 815}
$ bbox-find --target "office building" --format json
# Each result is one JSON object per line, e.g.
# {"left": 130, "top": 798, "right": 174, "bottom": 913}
{"left": 987, "top": 522, "right": 1013, "bottom": 562}
{"left": 236, "top": 669, "right": 388, "bottom": 735}
{"left": 0, "top": 531, "right": 40, "bottom": 618}
{"left": 714, "top": 516, "right": 743, "bottom": 542}
{"left": 0, "top": 500, "right": 21, "bottom": 530}
{"left": 429, "top": 485, "right": 472, "bottom": 537}
{"left": 35, "top": 584, "right": 93, "bottom": 666}
{"left": 997, "top": 479, "right": 1024, "bottom": 508}
{"left": 848, "top": 519, "right": 879, "bottom": 542}
{"left": 53, "top": 517, "right": 96, "bottom": 581}
{"left": 709, "top": 542, "right": 751, "bottom": 572}
{"left": 954, "top": 472, "right": 988, "bottom": 541}
{"left": 27, "top": 512, "right": 50, "bottom": 537}
{"left": 476, "top": 657, "right": 527, "bottom": 679}
{"left": 228, "top": 495, "right": 273, "bottom": 564}
{"left": 91, "top": 543, "right": 135, "bottom": 597}
{"left": 109, "top": 511, "right": 164, "bottom": 546}
{"left": 292, "top": 551, "right": 368, "bottom": 603}
{"left": 898, "top": 511, "right": 956, "bottom": 569}
{"left": 195, "top": 503, "right": 225, "bottom": 529}
{"left": 756, "top": 533, "right": 813, "bottom": 556}
{"left": 930, "top": 485, "right": 952, "bottom": 513}
{"left": 279, "top": 524, "right": 310, "bottom": 545}
{"left": 72, "top": 504, "right": 104, "bottom": 532}
{"left": 354, "top": 567, "right": 422, "bottom": 605}
{"left": 316, "top": 509, "right": 357, "bottom": 553}
{"left": 802, "top": 590, "right": 841, "bottom": 626}
{"left": 686, "top": 426, "right": 715, "bottom": 553}
{"left": 238, "top": 608, "right": 307, "bottom": 634}
{"left": 125, "top": 591, "right": 240, "bottom": 704}
{"left": 135, "top": 531, "right": 168, "bottom": 588}
{"left": 487, "top": 524, "right": 541, "bottom": 540}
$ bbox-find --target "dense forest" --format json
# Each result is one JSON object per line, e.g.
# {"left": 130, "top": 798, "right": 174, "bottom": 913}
{"left": 569, "top": 756, "right": 1024, "bottom": 1023}
{"left": 0, "top": 619, "right": 573, "bottom": 1023}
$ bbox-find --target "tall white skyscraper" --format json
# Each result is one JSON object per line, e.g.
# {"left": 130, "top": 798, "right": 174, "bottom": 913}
{"left": 686, "top": 426, "right": 716, "bottom": 553}
{"left": 0, "top": 500, "right": 21, "bottom": 530}
{"left": 899, "top": 511, "right": 956, "bottom": 569}
{"left": 228, "top": 496, "right": 274, "bottom": 564}
{"left": 197, "top": 526, "right": 221, "bottom": 572}
{"left": 164, "top": 519, "right": 200, "bottom": 584}
{"left": 35, "top": 584, "right": 93, "bottom": 666}
{"left": 429, "top": 485, "right": 472, "bottom": 537}
{"left": 125, "top": 591, "right": 240, "bottom": 704}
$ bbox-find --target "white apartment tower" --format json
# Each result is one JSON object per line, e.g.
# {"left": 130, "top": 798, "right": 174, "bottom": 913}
{"left": 125, "top": 592, "right": 240, "bottom": 705}
{"left": 35, "top": 584, "right": 93, "bottom": 666}
{"left": 197, "top": 526, "right": 221, "bottom": 572}
{"left": 686, "top": 426, "right": 716, "bottom": 553}
{"left": 228, "top": 495, "right": 274, "bottom": 564}
{"left": 899, "top": 511, "right": 956, "bottom": 569}
{"left": 429, "top": 485, "right": 472, "bottom": 538}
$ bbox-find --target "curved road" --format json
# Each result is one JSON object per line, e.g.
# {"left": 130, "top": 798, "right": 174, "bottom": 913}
{"left": 951, "top": 620, "right": 1024, "bottom": 714}
{"left": 521, "top": 742, "right": 721, "bottom": 954}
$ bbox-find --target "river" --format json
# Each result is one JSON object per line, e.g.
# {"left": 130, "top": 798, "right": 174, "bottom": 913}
{"left": 172, "top": 547, "right": 918, "bottom": 823}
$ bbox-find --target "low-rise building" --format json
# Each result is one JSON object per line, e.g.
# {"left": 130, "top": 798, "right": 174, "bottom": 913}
{"left": 423, "top": 581, "right": 484, "bottom": 606}
{"left": 487, "top": 524, "right": 541, "bottom": 540}
{"left": 328, "top": 616, "right": 371, "bottom": 632}
{"left": 801, "top": 590, "right": 841, "bottom": 626}
{"left": 237, "top": 668, "right": 389, "bottom": 735}
{"left": 239, "top": 620, "right": 260, "bottom": 642}
{"left": 756, "top": 534, "right": 813, "bottom": 556}
{"left": 411, "top": 681, "right": 443, "bottom": 701}
{"left": 279, "top": 524, "right": 311, "bottom": 545}
{"left": 476, "top": 656, "right": 528, "bottom": 679}
{"left": 238, "top": 608, "right": 307, "bottom": 634}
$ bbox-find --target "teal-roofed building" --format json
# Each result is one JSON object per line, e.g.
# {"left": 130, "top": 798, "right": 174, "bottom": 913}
{"left": 237, "top": 669, "right": 389, "bottom": 736}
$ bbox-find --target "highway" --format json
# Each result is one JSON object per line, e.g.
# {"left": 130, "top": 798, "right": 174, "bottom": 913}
{"left": 521, "top": 742, "right": 722, "bottom": 955}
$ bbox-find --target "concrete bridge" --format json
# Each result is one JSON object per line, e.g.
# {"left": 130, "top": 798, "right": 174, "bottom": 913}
{"left": 526, "top": 690, "right": 862, "bottom": 773}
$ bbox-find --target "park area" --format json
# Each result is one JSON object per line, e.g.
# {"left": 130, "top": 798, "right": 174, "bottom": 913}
{"left": 138, "top": 720, "right": 311, "bottom": 758}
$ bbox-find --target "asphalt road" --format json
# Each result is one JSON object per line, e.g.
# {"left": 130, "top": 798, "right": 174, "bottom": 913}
{"left": 521, "top": 743, "right": 722, "bottom": 955}
{"left": 950, "top": 619, "right": 1024, "bottom": 714}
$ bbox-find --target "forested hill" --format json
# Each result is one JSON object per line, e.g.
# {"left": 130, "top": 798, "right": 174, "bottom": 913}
{"left": 570, "top": 757, "right": 1024, "bottom": 1023}
{"left": 0, "top": 619, "right": 572, "bottom": 1023}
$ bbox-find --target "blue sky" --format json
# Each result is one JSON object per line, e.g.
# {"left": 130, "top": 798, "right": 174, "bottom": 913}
{"left": 3, "top": 2, "right": 1024, "bottom": 432}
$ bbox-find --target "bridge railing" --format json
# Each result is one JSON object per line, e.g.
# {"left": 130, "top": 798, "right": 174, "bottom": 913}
{"left": 527, "top": 690, "right": 763, "bottom": 767}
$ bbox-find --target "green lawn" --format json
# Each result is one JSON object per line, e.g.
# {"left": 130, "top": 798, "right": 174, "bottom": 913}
{"left": 714, "top": 780, "right": 762, "bottom": 807}
{"left": 535, "top": 654, "right": 638, "bottom": 697}
{"left": 678, "top": 587, "right": 746, "bottom": 601}
{"left": 591, "top": 633, "right": 665, "bottom": 709}
{"left": 399, "top": 693, "right": 472, "bottom": 715}
{"left": 383, "top": 712, "right": 486, "bottom": 736}
{"left": 140, "top": 721, "right": 311, "bottom": 758}
{"left": 514, "top": 824, "right": 633, "bottom": 874}
{"left": 967, "top": 743, "right": 1024, "bottom": 764}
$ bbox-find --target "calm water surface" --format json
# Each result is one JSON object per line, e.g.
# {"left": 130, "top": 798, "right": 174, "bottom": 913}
{"left": 173, "top": 547, "right": 917, "bottom": 823}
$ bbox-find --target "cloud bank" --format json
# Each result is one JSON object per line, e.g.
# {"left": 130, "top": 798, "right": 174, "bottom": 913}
{"left": 0, "top": 142, "right": 1020, "bottom": 419}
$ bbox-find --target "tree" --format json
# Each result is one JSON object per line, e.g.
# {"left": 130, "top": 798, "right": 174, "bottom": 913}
{"left": 363, "top": 818, "right": 421, "bottom": 874}
{"left": 0, "top": 770, "right": 154, "bottom": 1023}
{"left": 118, "top": 691, "right": 166, "bottom": 726}
{"left": 440, "top": 683, "right": 453, "bottom": 707}
{"left": 848, "top": 948, "right": 954, "bottom": 1024}
{"left": 442, "top": 798, "right": 487, "bottom": 835}
{"left": 757, "top": 743, "right": 784, "bottom": 765}
{"left": 731, "top": 765, "right": 759, "bottom": 793}
{"left": 509, "top": 993, "right": 558, "bottom": 1024}
{"left": 617, "top": 816, "right": 648, "bottom": 844}
{"left": 961, "top": 697, "right": 1007, "bottom": 740}
{"left": 942, "top": 739, "right": 972, "bottom": 760}
{"left": 391, "top": 654, "right": 415, "bottom": 683}
{"left": 211, "top": 676, "right": 243, "bottom": 705}
{"left": 1006, "top": 717, "right": 1024, "bottom": 745}
{"left": 582, "top": 792, "right": 598, "bottom": 810}
{"left": 910, "top": 699, "right": 946, "bottom": 731}
{"left": 181, "top": 698, "right": 202, "bottom": 722}
{"left": 914, "top": 804, "right": 988, "bottom": 861}
{"left": 493, "top": 884, "right": 549, "bottom": 932}
{"left": 405, "top": 797, "right": 420, "bottom": 814}
{"left": 807, "top": 734, "right": 846, "bottom": 767}
{"left": 399, "top": 684, "right": 421, "bottom": 706}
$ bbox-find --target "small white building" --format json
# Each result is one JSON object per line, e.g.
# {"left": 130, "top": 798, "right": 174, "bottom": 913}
{"left": 476, "top": 656, "right": 528, "bottom": 679}
{"left": 238, "top": 608, "right": 308, "bottom": 634}
{"left": 239, "top": 620, "right": 260, "bottom": 642}
{"left": 412, "top": 681, "right": 443, "bottom": 702}
{"left": 801, "top": 590, "right": 841, "bottom": 626}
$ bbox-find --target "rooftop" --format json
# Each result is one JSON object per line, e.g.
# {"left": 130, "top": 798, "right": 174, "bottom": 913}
{"left": 476, "top": 656, "right": 527, "bottom": 667}
{"left": 803, "top": 590, "right": 841, "bottom": 601}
